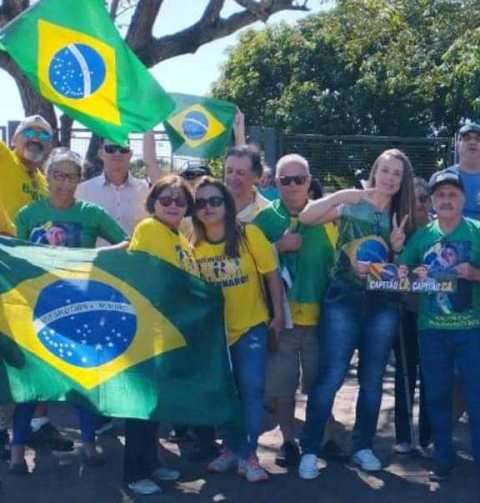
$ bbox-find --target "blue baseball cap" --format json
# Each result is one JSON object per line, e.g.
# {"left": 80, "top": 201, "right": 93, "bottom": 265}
{"left": 428, "top": 169, "right": 464, "bottom": 194}
{"left": 458, "top": 122, "right": 480, "bottom": 137}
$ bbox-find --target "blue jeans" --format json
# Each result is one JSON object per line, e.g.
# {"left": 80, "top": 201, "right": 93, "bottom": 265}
{"left": 419, "top": 328, "right": 480, "bottom": 467}
{"left": 224, "top": 323, "right": 267, "bottom": 460}
{"left": 301, "top": 283, "right": 400, "bottom": 455}
{"left": 12, "top": 403, "right": 98, "bottom": 445}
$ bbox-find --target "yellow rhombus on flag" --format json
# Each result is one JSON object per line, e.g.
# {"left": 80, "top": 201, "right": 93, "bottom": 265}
{"left": 0, "top": 0, "right": 174, "bottom": 145}
{"left": 38, "top": 20, "right": 121, "bottom": 126}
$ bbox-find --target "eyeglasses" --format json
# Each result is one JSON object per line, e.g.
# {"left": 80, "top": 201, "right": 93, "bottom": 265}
{"left": 278, "top": 175, "right": 308, "bottom": 186}
{"left": 22, "top": 128, "right": 52, "bottom": 142}
{"left": 194, "top": 196, "right": 225, "bottom": 210}
{"left": 157, "top": 196, "right": 188, "bottom": 208}
{"left": 50, "top": 171, "right": 81, "bottom": 183}
{"left": 103, "top": 144, "right": 131, "bottom": 154}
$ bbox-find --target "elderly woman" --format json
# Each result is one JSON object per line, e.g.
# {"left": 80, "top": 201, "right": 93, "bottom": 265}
{"left": 10, "top": 148, "right": 128, "bottom": 474}
{"left": 124, "top": 174, "right": 196, "bottom": 496}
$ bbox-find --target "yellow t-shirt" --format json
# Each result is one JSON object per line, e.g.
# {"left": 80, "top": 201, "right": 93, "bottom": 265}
{"left": 289, "top": 222, "right": 339, "bottom": 326}
{"left": 194, "top": 224, "right": 278, "bottom": 345}
{"left": 128, "top": 217, "right": 198, "bottom": 275}
{"left": 0, "top": 141, "right": 48, "bottom": 235}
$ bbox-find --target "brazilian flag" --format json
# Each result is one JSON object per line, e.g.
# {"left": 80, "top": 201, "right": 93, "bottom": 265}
{"left": 0, "top": 237, "right": 238, "bottom": 424}
{"left": 0, "top": 0, "right": 174, "bottom": 146}
{"left": 165, "top": 93, "right": 236, "bottom": 159}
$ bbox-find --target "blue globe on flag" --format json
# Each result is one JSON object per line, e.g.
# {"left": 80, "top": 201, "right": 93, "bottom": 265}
{"left": 182, "top": 110, "right": 209, "bottom": 141}
{"left": 48, "top": 43, "right": 106, "bottom": 99}
{"left": 356, "top": 239, "right": 388, "bottom": 263}
{"left": 33, "top": 279, "right": 137, "bottom": 368}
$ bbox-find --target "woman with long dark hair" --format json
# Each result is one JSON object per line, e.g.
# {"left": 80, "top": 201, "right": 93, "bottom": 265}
{"left": 297, "top": 149, "right": 416, "bottom": 478}
{"left": 192, "top": 177, "right": 284, "bottom": 483}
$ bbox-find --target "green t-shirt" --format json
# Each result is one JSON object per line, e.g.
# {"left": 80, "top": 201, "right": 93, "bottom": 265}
{"left": 398, "top": 217, "right": 480, "bottom": 331}
{"left": 253, "top": 199, "right": 336, "bottom": 305}
{"left": 332, "top": 199, "right": 391, "bottom": 286}
{"left": 15, "top": 199, "right": 128, "bottom": 248}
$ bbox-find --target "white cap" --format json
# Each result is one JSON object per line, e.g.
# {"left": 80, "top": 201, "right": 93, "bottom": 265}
{"left": 46, "top": 147, "right": 83, "bottom": 173}
{"left": 14, "top": 114, "right": 54, "bottom": 139}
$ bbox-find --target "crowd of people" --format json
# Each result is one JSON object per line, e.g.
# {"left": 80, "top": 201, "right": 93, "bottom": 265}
{"left": 0, "top": 112, "right": 479, "bottom": 495}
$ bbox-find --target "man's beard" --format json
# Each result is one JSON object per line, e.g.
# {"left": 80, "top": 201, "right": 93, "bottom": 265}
{"left": 22, "top": 141, "right": 47, "bottom": 164}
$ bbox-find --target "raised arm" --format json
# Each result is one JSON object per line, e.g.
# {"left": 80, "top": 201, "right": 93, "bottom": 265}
{"left": 233, "top": 108, "right": 246, "bottom": 146}
{"left": 143, "top": 131, "right": 161, "bottom": 183}
{"left": 300, "top": 188, "right": 375, "bottom": 225}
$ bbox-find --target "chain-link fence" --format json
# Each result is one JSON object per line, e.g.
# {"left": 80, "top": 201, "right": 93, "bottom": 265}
{"left": 70, "top": 128, "right": 195, "bottom": 174}
{"left": 278, "top": 134, "right": 454, "bottom": 189}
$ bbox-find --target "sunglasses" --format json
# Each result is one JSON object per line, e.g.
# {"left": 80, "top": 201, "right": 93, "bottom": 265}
{"left": 104, "top": 144, "right": 131, "bottom": 154}
{"left": 194, "top": 196, "right": 225, "bottom": 210}
{"left": 22, "top": 128, "right": 52, "bottom": 142}
{"left": 182, "top": 171, "right": 204, "bottom": 181}
{"left": 157, "top": 196, "right": 188, "bottom": 208}
{"left": 278, "top": 175, "right": 308, "bottom": 186}
{"left": 51, "top": 171, "right": 81, "bottom": 183}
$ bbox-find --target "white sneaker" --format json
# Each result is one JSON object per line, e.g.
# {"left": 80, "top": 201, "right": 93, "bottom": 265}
{"left": 352, "top": 449, "right": 382, "bottom": 471}
{"left": 394, "top": 442, "right": 412, "bottom": 454}
{"left": 152, "top": 466, "right": 181, "bottom": 481}
{"left": 298, "top": 454, "right": 321, "bottom": 480}
{"left": 127, "top": 479, "right": 162, "bottom": 495}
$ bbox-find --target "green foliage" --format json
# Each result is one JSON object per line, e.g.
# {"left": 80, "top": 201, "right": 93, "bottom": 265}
{"left": 213, "top": 0, "right": 480, "bottom": 136}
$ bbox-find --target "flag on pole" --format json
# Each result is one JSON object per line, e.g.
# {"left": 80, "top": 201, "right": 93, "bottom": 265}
{"left": 165, "top": 93, "right": 236, "bottom": 159}
{"left": 0, "top": 0, "right": 174, "bottom": 145}
{"left": 0, "top": 237, "right": 238, "bottom": 424}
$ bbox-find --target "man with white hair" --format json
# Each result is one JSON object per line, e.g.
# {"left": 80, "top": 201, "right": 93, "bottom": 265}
{"left": 254, "top": 153, "right": 342, "bottom": 467}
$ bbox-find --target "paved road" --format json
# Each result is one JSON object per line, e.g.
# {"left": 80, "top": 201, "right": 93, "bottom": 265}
{"left": 1, "top": 364, "right": 478, "bottom": 503}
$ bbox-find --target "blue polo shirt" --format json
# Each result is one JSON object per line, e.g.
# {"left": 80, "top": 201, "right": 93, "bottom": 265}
{"left": 450, "top": 164, "right": 480, "bottom": 220}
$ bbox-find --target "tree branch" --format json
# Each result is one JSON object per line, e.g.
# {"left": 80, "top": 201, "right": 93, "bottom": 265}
{"left": 0, "top": 0, "right": 30, "bottom": 27}
{"left": 125, "top": 0, "right": 165, "bottom": 50}
{"left": 109, "top": 0, "right": 121, "bottom": 19}
{"left": 138, "top": 0, "right": 309, "bottom": 66}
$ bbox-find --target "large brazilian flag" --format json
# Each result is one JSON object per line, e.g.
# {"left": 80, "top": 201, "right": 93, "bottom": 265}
{"left": 0, "top": 237, "right": 238, "bottom": 424}
{"left": 0, "top": 0, "right": 174, "bottom": 145}
{"left": 165, "top": 93, "right": 237, "bottom": 159}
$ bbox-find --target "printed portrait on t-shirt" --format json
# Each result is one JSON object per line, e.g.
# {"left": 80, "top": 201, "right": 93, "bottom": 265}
{"left": 423, "top": 240, "right": 472, "bottom": 315}
{"left": 30, "top": 221, "right": 82, "bottom": 247}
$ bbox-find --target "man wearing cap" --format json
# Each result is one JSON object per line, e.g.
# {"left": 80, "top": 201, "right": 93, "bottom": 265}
{"left": 397, "top": 169, "right": 480, "bottom": 481}
{"left": 0, "top": 115, "right": 53, "bottom": 236}
{"left": 76, "top": 139, "right": 151, "bottom": 246}
{"left": 450, "top": 123, "right": 480, "bottom": 220}
{"left": 0, "top": 115, "right": 75, "bottom": 455}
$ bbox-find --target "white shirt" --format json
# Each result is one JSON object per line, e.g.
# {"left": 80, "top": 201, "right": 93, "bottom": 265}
{"left": 236, "top": 188, "right": 271, "bottom": 223}
{"left": 76, "top": 172, "right": 149, "bottom": 245}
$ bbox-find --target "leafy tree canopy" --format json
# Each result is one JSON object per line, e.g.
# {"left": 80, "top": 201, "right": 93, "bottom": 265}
{"left": 212, "top": 0, "right": 480, "bottom": 136}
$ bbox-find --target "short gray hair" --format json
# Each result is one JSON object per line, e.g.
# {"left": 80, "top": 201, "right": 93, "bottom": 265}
{"left": 276, "top": 154, "right": 310, "bottom": 177}
{"left": 45, "top": 147, "right": 83, "bottom": 176}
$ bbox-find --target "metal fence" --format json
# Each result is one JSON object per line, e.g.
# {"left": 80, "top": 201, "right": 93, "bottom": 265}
{"left": 278, "top": 133, "right": 454, "bottom": 188}
{"left": 2, "top": 121, "right": 455, "bottom": 185}
{"left": 70, "top": 128, "right": 195, "bottom": 173}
